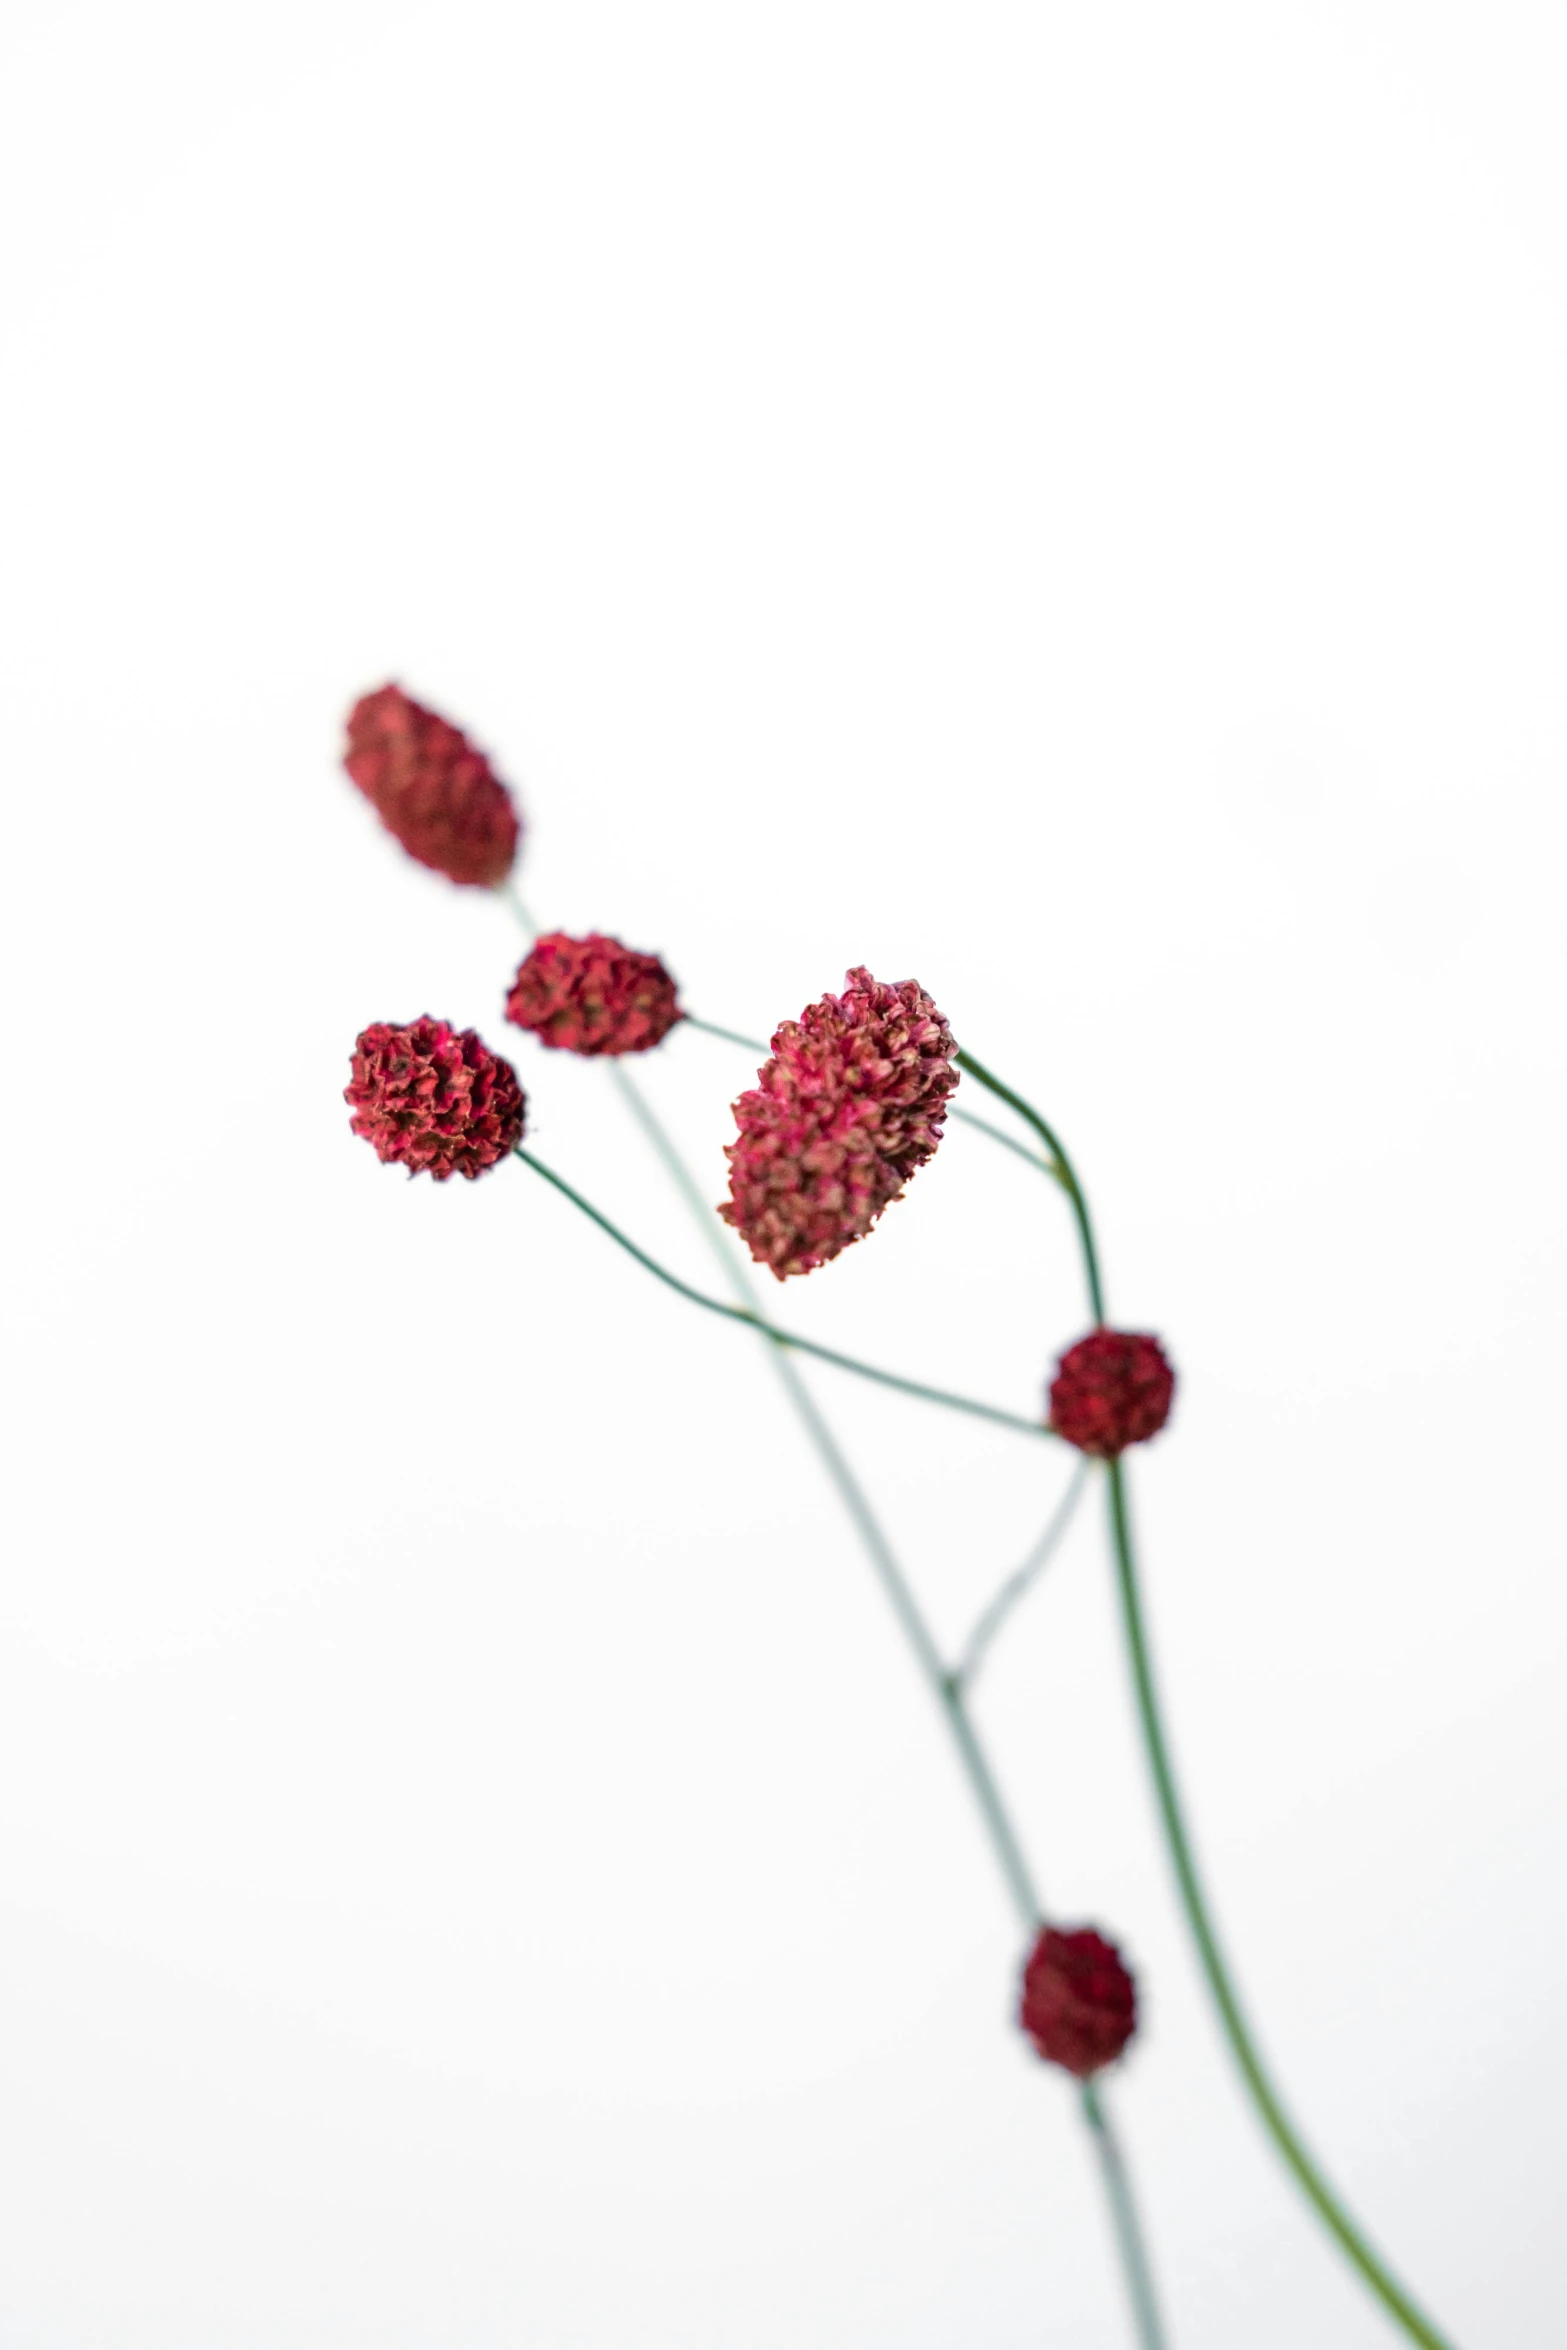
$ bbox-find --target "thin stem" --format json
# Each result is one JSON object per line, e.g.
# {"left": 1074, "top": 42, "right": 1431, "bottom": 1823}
{"left": 514, "top": 1146, "right": 1056, "bottom": 1443}
{"left": 936, "top": 1676, "right": 1042, "bottom": 1925}
{"left": 680, "top": 1011, "right": 765, "bottom": 1052}
{"left": 496, "top": 877, "right": 537, "bottom": 940}
{"left": 602, "top": 1060, "right": 750, "bottom": 1299}
{"left": 950, "top": 1105, "right": 1068, "bottom": 1182}
{"left": 498, "top": 929, "right": 1167, "bottom": 2340}
{"left": 1105, "top": 1459, "right": 1457, "bottom": 2350}
{"left": 951, "top": 1456, "right": 1092, "bottom": 1693}
{"left": 1081, "top": 2078, "right": 1170, "bottom": 2350}
{"left": 954, "top": 1048, "right": 1106, "bottom": 1325}
{"left": 605, "top": 1062, "right": 1043, "bottom": 1917}
{"left": 599, "top": 1072, "right": 1161, "bottom": 2346}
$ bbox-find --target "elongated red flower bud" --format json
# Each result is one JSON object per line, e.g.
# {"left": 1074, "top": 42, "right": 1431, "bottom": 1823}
{"left": 1019, "top": 1926, "right": 1138, "bottom": 2078}
{"left": 346, "top": 1018, "right": 525, "bottom": 1180}
{"left": 343, "top": 684, "right": 521, "bottom": 887}
{"left": 505, "top": 932, "right": 682, "bottom": 1056}
{"left": 1048, "top": 1329, "right": 1174, "bottom": 1455}
{"left": 719, "top": 968, "right": 956, "bottom": 1279}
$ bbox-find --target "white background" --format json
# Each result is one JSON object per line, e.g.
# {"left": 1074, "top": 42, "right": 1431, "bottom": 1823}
{"left": 1, "top": 4, "right": 1564, "bottom": 2343}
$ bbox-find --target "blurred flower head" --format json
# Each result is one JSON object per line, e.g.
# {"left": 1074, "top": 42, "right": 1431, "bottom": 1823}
{"left": 1048, "top": 1329, "right": 1174, "bottom": 1455}
{"left": 1019, "top": 1926, "right": 1138, "bottom": 2078}
{"left": 343, "top": 683, "right": 521, "bottom": 887}
{"left": 719, "top": 967, "right": 956, "bottom": 1279}
{"left": 346, "top": 1017, "right": 526, "bottom": 1180}
{"left": 505, "top": 931, "right": 682, "bottom": 1056}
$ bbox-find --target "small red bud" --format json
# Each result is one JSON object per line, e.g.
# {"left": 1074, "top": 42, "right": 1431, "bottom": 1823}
{"left": 1048, "top": 1329, "right": 1174, "bottom": 1455}
{"left": 1019, "top": 1926, "right": 1138, "bottom": 2078}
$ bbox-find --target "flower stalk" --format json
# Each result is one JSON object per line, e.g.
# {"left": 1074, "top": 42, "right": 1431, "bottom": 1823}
{"left": 961, "top": 1043, "right": 1458, "bottom": 2350}
{"left": 953, "top": 1046, "right": 1106, "bottom": 1325}
{"left": 600, "top": 1053, "right": 1167, "bottom": 2350}
{"left": 1105, "top": 1458, "right": 1455, "bottom": 2350}
{"left": 514, "top": 1145, "right": 1057, "bottom": 1442}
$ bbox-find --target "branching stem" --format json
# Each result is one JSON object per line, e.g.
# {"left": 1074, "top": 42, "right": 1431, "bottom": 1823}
{"left": 499, "top": 916, "right": 1166, "bottom": 2340}
{"left": 514, "top": 1146, "right": 1056, "bottom": 1444}
{"left": 951, "top": 1457, "right": 1092, "bottom": 1693}
{"left": 601, "top": 1057, "right": 1165, "bottom": 2350}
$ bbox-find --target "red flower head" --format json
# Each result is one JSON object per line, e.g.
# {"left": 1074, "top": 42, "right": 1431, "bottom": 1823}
{"left": 343, "top": 684, "right": 521, "bottom": 887}
{"left": 1048, "top": 1329, "right": 1175, "bottom": 1455}
{"left": 346, "top": 1018, "right": 526, "bottom": 1180}
{"left": 718, "top": 968, "right": 957, "bottom": 1280}
{"left": 1019, "top": 1926, "right": 1138, "bottom": 2078}
{"left": 505, "top": 931, "right": 682, "bottom": 1056}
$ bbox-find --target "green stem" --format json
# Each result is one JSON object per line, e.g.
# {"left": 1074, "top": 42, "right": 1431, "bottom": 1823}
{"left": 953, "top": 1048, "right": 1106, "bottom": 1326}
{"left": 497, "top": 876, "right": 536, "bottom": 938}
{"left": 952, "top": 1456, "right": 1091, "bottom": 1693}
{"left": 1105, "top": 1459, "right": 1457, "bottom": 2350}
{"left": 499, "top": 915, "right": 1165, "bottom": 2341}
{"left": 680, "top": 1011, "right": 764, "bottom": 1053}
{"left": 514, "top": 1146, "right": 1056, "bottom": 1444}
{"left": 1081, "top": 2077, "right": 1170, "bottom": 2350}
{"left": 604, "top": 1060, "right": 1164, "bottom": 2350}
{"left": 601, "top": 1076, "right": 964, "bottom": 1793}
{"left": 949, "top": 1104, "right": 1066, "bottom": 1180}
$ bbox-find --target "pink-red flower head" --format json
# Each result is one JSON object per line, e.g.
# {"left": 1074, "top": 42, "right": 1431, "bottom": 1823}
{"left": 505, "top": 932, "right": 682, "bottom": 1056}
{"left": 343, "top": 684, "right": 521, "bottom": 887}
{"left": 1048, "top": 1329, "right": 1175, "bottom": 1455}
{"left": 346, "top": 1018, "right": 526, "bottom": 1180}
{"left": 719, "top": 968, "right": 956, "bottom": 1280}
{"left": 1019, "top": 1926, "right": 1138, "bottom": 2078}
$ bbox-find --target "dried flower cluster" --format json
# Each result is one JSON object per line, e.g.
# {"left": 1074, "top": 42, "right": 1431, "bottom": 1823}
{"left": 506, "top": 931, "right": 682, "bottom": 1056}
{"left": 1019, "top": 1926, "right": 1138, "bottom": 2078}
{"left": 1049, "top": 1329, "right": 1175, "bottom": 1455}
{"left": 344, "top": 683, "right": 520, "bottom": 887}
{"left": 330, "top": 679, "right": 1460, "bottom": 2350}
{"left": 719, "top": 967, "right": 957, "bottom": 1279}
{"left": 345, "top": 1017, "right": 526, "bottom": 1180}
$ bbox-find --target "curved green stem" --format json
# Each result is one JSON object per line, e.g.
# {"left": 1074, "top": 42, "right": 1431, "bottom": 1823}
{"left": 1106, "top": 1459, "right": 1457, "bottom": 2350}
{"left": 952, "top": 1457, "right": 1091, "bottom": 1693}
{"left": 953, "top": 1048, "right": 1106, "bottom": 1326}
{"left": 514, "top": 1146, "right": 1055, "bottom": 1444}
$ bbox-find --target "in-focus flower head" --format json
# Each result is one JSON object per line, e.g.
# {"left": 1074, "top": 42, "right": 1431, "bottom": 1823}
{"left": 1049, "top": 1329, "right": 1175, "bottom": 1455}
{"left": 505, "top": 932, "right": 682, "bottom": 1056}
{"left": 1019, "top": 1926, "right": 1138, "bottom": 2078}
{"left": 719, "top": 967, "right": 956, "bottom": 1280}
{"left": 346, "top": 1017, "right": 526, "bottom": 1180}
{"left": 343, "top": 684, "right": 521, "bottom": 887}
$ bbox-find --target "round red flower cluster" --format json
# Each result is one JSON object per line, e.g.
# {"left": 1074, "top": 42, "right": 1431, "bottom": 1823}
{"left": 1019, "top": 1926, "right": 1138, "bottom": 2078}
{"left": 343, "top": 684, "right": 520, "bottom": 887}
{"left": 506, "top": 931, "right": 682, "bottom": 1056}
{"left": 1049, "top": 1329, "right": 1174, "bottom": 1455}
{"left": 719, "top": 967, "right": 957, "bottom": 1279}
{"left": 346, "top": 1017, "right": 526, "bottom": 1180}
